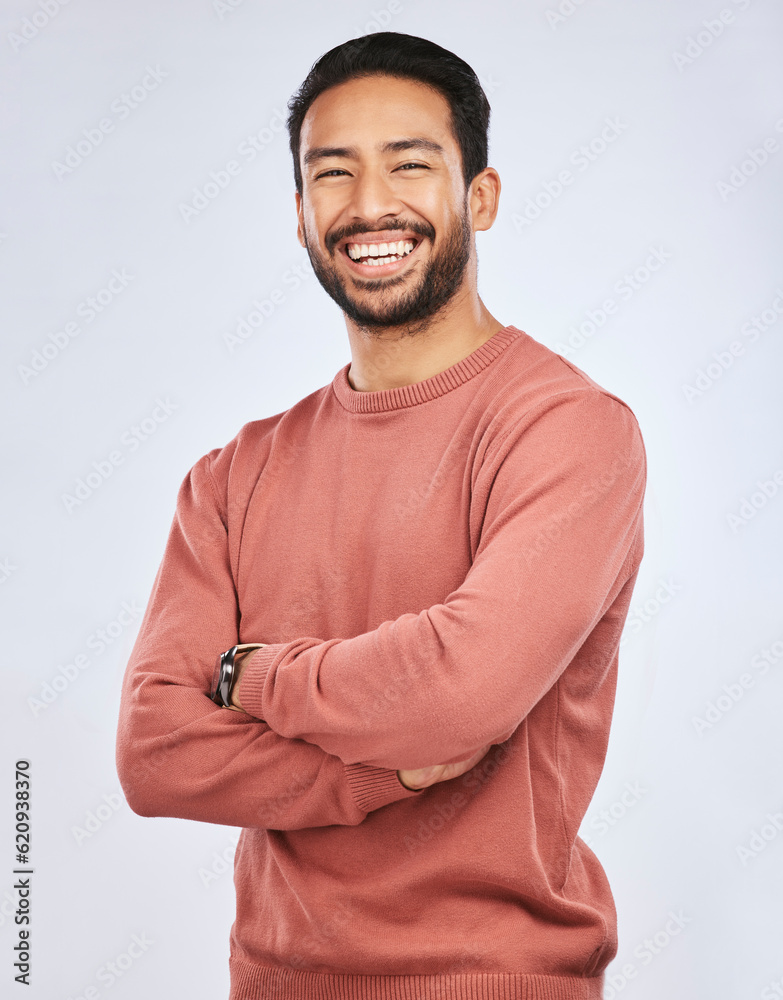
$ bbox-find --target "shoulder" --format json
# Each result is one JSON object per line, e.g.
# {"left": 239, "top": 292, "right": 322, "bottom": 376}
{"left": 487, "top": 328, "right": 644, "bottom": 447}
{"left": 185, "top": 380, "right": 334, "bottom": 514}
{"left": 476, "top": 331, "right": 647, "bottom": 497}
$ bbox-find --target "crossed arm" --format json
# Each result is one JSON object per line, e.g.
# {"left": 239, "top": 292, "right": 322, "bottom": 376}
{"left": 115, "top": 464, "right": 424, "bottom": 833}
{"left": 116, "top": 388, "right": 645, "bottom": 828}
{"left": 211, "top": 390, "right": 645, "bottom": 771}
{"left": 226, "top": 651, "right": 460, "bottom": 791}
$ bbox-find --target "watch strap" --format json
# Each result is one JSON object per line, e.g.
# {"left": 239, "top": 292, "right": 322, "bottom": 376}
{"left": 212, "top": 643, "right": 266, "bottom": 708}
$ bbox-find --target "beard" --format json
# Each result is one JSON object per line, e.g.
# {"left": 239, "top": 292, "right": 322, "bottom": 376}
{"left": 301, "top": 196, "right": 474, "bottom": 337}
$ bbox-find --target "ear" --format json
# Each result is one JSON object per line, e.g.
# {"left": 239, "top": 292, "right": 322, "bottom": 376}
{"left": 295, "top": 190, "right": 306, "bottom": 248}
{"left": 469, "top": 167, "right": 501, "bottom": 234}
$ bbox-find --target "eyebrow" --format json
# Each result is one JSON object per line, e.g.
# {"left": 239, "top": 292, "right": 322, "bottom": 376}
{"left": 303, "top": 137, "right": 446, "bottom": 170}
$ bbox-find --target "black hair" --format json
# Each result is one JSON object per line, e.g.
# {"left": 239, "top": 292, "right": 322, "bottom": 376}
{"left": 286, "top": 31, "right": 491, "bottom": 196}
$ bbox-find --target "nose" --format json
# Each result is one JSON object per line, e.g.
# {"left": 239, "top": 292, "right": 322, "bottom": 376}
{"left": 346, "top": 166, "right": 405, "bottom": 227}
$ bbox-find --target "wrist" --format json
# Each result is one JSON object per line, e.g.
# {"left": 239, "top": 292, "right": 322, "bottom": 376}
{"left": 228, "top": 645, "right": 265, "bottom": 711}
{"left": 211, "top": 643, "right": 266, "bottom": 711}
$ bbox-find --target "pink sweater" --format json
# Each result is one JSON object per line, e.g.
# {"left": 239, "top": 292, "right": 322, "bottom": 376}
{"left": 116, "top": 325, "right": 646, "bottom": 1000}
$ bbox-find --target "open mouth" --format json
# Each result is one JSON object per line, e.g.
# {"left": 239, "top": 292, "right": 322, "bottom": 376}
{"left": 341, "top": 237, "right": 421, "bottom": 273}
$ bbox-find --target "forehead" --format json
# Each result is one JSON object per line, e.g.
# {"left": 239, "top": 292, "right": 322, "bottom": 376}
{"left": 300, "top": 74, "right": 456, "bottom": 154}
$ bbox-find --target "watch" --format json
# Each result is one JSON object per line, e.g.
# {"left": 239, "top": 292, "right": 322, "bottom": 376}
{"left": 210, "top": 643, "right": 265, "bottom": 709}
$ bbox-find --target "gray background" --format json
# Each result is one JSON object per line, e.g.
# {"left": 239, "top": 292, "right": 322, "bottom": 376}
{"left": 1, "top": 0, "right": 782, "bottom": 997}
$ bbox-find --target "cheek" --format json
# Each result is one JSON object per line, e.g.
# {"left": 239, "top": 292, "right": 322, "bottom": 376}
{"left": 411, "top": 187, "right": 454, "bottom": 225}
{"left": 301, "top": 215, "right": 320, "bottom": 248}
{"left": 304, "top": 207, "right": 334, "bottom": 251}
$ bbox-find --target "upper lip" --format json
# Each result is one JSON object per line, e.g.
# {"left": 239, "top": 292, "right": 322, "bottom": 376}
{"left": 337, "top": 231, "right": 421, "bottom": 252}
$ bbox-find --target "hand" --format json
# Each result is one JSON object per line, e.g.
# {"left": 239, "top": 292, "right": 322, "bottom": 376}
{"left": 397, "top": 743, "right": 494, "bottom": 791}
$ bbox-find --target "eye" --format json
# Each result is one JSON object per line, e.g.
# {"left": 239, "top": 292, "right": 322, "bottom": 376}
{"left": 314, "top": 162, "right": 430, "bottom": 180}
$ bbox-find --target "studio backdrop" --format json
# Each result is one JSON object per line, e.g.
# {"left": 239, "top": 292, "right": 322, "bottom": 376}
{"left": 1, "top": 1, "right": 781, "bottom": 998}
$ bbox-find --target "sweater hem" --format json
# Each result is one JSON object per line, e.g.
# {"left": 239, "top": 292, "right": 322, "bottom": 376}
{"left": 228, "top": 959, "right": 605, "bottom": 999}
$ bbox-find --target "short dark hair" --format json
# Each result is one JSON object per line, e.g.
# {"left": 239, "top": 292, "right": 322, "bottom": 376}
{"left": 286, "top": 31, "right": 491, "bottom": 197}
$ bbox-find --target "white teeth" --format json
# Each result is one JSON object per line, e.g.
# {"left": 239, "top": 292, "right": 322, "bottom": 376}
{"left": 346, "top": 239, "right": 416, "bottom": 261}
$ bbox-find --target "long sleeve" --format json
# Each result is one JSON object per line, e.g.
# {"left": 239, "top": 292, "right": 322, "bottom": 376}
{"left": 115, "top": 449, "right": 421, "bottom": 830}
{"left": 235, "top": 389, "right": 646, "bottom": 771}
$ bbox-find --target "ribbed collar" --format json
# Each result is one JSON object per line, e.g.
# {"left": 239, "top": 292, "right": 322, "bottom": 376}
{"left": 331, "top": 325, "right": 524, "bottom": 414}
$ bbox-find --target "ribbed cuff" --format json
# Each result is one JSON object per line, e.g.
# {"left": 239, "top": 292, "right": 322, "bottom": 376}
{"left": 236, "top": 647, "right": 423, "bottom": 810}
{"left": 344, "top": 762, "right": 423, "bottom": 812}
{"left": 234, "top": 643, "right": 283, "bottom": 720}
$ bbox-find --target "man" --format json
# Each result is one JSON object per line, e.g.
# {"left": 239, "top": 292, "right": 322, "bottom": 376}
{"left": 116, "top": 31, "right": 646, "bottom": 1000}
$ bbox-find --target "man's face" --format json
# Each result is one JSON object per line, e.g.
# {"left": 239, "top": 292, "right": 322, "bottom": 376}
{"left": 295, "top": 74, "right": 475, "bottom": 333}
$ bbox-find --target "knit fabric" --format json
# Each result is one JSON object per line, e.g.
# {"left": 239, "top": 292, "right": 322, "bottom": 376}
{"left": 116, "top": 325, "right": 647, "bottom": 999}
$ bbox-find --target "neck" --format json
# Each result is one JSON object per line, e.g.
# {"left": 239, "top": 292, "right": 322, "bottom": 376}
{"left": 345, "top": 286, "right": 504, "bottom": 393}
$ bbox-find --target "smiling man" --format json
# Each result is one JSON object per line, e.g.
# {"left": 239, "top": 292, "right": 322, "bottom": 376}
{"left": 117, "top": 31, "right": 647, "bottom": 1000}
{"left": 294, "top": 69, "right": 503, "bottom": 390}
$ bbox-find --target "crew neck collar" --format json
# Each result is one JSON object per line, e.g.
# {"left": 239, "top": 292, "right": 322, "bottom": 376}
{"left": 331, "top": 325, "right": 524, "bottom": 414}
